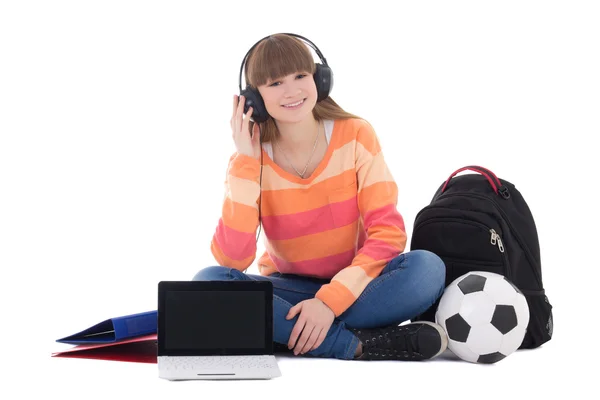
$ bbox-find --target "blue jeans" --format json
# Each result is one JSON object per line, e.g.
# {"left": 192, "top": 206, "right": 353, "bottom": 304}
{"left": 192, "top": 249, "right": 445, "bottom": 360}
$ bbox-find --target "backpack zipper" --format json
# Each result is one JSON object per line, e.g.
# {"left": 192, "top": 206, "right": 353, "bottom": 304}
{"left": 436, "top": 191, "right": 542, "bottom": 287}
{"left": 414, "top": 217, "right": 510, "bottom": 279}
{"left": 414, "top": 207, "right": 507, "bottom": 255}
{"left": 490, "top": 228, "right": 505, "bottom": 253}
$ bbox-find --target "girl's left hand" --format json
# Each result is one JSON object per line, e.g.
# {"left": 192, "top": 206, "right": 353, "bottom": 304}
{"left": 286, "top": 298, "right": 335, "bottom": 355}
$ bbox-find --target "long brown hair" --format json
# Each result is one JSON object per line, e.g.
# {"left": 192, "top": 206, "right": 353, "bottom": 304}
{"left": 245, "top": 34, "right": 362, "bottom": 143}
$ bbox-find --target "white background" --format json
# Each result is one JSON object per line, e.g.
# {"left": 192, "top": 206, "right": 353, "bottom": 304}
{"left": 1, "top": 0, "right": 598, "bottom": 398}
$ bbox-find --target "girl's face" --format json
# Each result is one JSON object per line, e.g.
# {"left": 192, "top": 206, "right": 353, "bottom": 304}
{"left": 257, "top": 71, "right": 318, "bottom": 123}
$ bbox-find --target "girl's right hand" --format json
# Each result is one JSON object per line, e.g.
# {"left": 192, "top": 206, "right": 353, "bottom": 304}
{"left": 231, "top": 94, "right": 261, "bottom": 160}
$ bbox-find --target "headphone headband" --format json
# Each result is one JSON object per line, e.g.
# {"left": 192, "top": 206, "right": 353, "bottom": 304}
{"left": 238, "top": 33, "right": 329, "bottom": 92}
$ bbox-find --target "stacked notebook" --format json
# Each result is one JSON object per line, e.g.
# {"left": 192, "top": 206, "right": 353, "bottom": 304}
{"left": 52, "top": 311, "right": 158, "bottom": 363}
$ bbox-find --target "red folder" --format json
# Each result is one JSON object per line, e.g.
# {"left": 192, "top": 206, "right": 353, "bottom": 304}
{"left": 51, "top": 334, "right": 157, "bottom": 363}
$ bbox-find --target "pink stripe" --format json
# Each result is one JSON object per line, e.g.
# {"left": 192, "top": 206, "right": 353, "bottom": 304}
{"left": 330, "top": 196, "right": 360, "bottom": 227}
{"left": 261, "top": 196, "right": 359, "bottom": 240}
{"left": 363, "top": 203, "right": 406, "bottom": 232}
{"left": 261, "top": 204, "right": 333, "bottom": 240}
{"left": 270, "top": 249, "right": 356, "bottom": 278}
{"left": 214, "top": 219, "right": 256, "bottom": 260}
{"left": 359, "top": 238, "right": 401, "bottom": 262}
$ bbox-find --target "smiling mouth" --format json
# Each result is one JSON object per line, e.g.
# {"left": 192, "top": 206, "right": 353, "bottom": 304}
{"left": 282, "top": 99, "right": 306, "bottom": 108}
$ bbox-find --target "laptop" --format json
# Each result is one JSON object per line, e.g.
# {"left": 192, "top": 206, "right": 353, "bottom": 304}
{"left": 157, "top": 280, "right": 282, "bottom": 380}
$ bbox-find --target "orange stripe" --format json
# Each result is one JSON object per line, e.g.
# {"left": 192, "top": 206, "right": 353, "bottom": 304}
{"left": 270, "top": 249, "right": 356, "bottom": 278}
{"left": 335, "top": 119, "right": 369, "bottom": 149}
{"left": 226, "top": 175, "right": 260, "bottom": 207}
{"left": 331, "top": 119, "right": 357, "bottom": 149}
{"left": 354, "top": 250, "right": 396, "bottom": 276}
{"left": 357, "top": 152, "right": 395, "bottom": 189}
{"left": 259, "top": 118, "right": 369, "bottom": 179}
{"left": 355, "top": 120, "right": 381, "bottom": 155}
{"left": 266, "top": 221, "right": 359, "bottom": 262}
{"left": 210, "top": 239, "right": 254, "bottom": 271}
{"left": 257, "top": 252, "right": 279, "bottom": 276}
{"left": 222, "top": 198, "right": 258, "bottom": 233}
{"left": 228, "top": 153, "right": 261, "bottom": 180}
{"left": 362, "top": 225, "right": 407, "bottom": 249}
{"left": 259, "top": 119, "right": 353, "bottom": 187}
{"left": 260, "top": 142, "right": 356, "bottom": 191}
{"left": 358, "top": 181, "right": 398, "bottom": 212}
{"left": 327, "top": 265, "right": 372, "bottom": 298}
{"left": 260, "top": 169, "right": 357, "bottom": 216}
{"left": 315, "top": 280, "right": 357, "bottom": 317}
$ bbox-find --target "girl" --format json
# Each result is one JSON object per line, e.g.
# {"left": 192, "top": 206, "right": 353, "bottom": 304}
{"left": 193, "top": 33, "right": 448, "bottom": 361}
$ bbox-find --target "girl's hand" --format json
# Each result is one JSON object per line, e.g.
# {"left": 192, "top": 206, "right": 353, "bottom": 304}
{"left": 286, "top": 298, "right": 335, "bottom": 355}
{"left": 230, "top": 94, "right": 261, "bottom": 160}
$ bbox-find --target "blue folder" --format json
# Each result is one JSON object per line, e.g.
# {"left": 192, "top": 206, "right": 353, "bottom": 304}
{"left": 56, "top": 310, "right": 158, "bottom": 344}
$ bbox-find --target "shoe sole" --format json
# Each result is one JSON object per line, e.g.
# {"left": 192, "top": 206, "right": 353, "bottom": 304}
{"left": 417, "top": 321, "right": 448, "bottom": 359}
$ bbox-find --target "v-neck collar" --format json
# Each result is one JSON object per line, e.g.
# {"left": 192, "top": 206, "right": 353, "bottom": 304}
{"left": 261, "top": 119, "right": 338, "bottom": 185}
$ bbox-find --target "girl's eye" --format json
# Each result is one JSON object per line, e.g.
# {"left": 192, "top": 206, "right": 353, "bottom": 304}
{"left": 268, "top": 74, "right": 307, "bottom": 87}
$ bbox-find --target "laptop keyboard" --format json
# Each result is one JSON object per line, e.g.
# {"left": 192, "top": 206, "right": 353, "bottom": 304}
{"left": 160, "top": 355, "right": 278, "bottom": 371}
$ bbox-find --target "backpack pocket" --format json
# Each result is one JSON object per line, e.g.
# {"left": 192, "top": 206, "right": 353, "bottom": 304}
{"left": 519, "top": 291, "right": 553, "bottom": 349}
{"left": 412, "top": 216, "right": 510, "bottom": 283}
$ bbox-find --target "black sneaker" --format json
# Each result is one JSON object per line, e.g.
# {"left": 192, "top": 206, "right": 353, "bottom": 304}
{"left": 349, "top": 321, "right": 448, "bottom": 361}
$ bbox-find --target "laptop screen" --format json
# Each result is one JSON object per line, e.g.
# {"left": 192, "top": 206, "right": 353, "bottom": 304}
{"left": 157, "top": 281, "right": 273, "bottom": 356}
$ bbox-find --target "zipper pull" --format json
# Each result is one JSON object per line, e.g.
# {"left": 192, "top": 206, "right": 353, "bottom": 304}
{"left": 490, "top": 228, "right": 505, "bottom": 252}
{"left": 489, "top": 229, "right": 497, "bottom": 245}
{"left": 497, "top": 235, "right": 505, "bottom": 253}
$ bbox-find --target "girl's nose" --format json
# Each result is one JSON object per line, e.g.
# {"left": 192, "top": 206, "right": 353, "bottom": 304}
{"left": 284, "top": 86, "right": 302, "bottom": 97}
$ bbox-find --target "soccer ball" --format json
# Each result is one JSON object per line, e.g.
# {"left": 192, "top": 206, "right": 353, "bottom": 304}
{"left": 435, "top": 271, "right": 530, "bottom": 364}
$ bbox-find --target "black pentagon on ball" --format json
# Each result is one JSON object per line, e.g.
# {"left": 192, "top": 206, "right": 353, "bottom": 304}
{"left": 445, "top": 313, "right": 470, "bottom": 342}
{"left": 491, "top": 304, "right": 518, "bottom": 334}
{"left": 503, "top": 276, "right": 523, "bottom": 294}
{"left": 477, "top": 352, "right": 506, "bottom": 364}
{"left": 457, "top": 274, "right": 487, "bottom": 294}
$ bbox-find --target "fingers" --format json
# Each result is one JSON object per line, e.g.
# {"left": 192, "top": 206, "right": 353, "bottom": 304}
{"left": 286, "top": 303, "right": 302, "bottom": 349}
{"left": 286, "top": 304, "right": 301, "bottom": 320}
{"left": 234, "top": 95, "right": 245, "bottom": 135}
{"left": 243, "top": 106, "right": 253, "bottom": 134}
{"left": 294, "top": 324, "right": 315, "bottom": 355}
{"left": 232, "top": 94, "right": 254, "bottom": 136}
{"left": 311, "top": 329, "right": 328, "bottom": 352}
{"left": 287, "top": 317, "right": 306, "bottom": 350}
{"left": 300, "top": 327, "right": 321, "bottom": 355}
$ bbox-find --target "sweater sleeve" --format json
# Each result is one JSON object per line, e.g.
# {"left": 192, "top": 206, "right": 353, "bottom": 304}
{"left": 315, "top": 121, "right": 407, "bottom": 316}
{"left": 210, "top": 152, "right": 261, "bottom": 271}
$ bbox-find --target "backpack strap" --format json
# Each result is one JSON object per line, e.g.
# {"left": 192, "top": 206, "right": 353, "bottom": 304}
{"left": 442, "top": 165, "right": 511, "bottom": 199}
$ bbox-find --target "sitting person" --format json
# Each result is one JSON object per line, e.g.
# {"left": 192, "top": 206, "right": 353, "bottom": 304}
{"left": 193, "top": 33, "right": 447, "bottom": 361}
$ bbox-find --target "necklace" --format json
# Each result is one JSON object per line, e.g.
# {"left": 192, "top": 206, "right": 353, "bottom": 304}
{"left": 275, "top": 121, "right": 322, "bottom": 178}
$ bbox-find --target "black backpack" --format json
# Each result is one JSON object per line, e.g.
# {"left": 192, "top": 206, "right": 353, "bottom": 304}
{"left": 410, "top": 165, "right": 553, "bottom": 349}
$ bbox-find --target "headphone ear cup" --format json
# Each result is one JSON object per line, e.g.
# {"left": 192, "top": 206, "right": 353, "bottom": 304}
{"left": 314, "top": 63, "right": 333, "bottom": 102}
{"left": 240, "top": 86, "right": 269, "bottom": 123}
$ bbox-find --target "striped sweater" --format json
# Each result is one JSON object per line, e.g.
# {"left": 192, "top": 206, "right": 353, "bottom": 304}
{"left": 210, "top": 118, "right": 407, "bottom": 317}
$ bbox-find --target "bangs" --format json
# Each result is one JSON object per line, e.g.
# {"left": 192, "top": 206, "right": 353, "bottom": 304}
{"left": 246, "top": 35, "right": 316, "bottom": 87}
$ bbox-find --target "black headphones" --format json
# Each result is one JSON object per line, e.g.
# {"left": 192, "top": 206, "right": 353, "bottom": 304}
{"left": 238, "top": 33, "right": 334, "bottom": 123}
